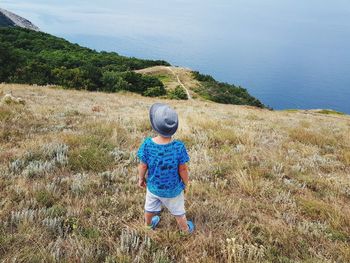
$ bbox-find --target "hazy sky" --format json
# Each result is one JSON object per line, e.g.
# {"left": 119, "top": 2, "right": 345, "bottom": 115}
{"left": 2, "top": 0, "right": 350, "bottom": 112}
{"left": 1, "top": 0, "right": 210, "bottom": 38}
{"left": 4, "top": 0, "right": 349, "bottom": 40}
{"left": 3, "top": 1, "right": 349, "bottom": 47}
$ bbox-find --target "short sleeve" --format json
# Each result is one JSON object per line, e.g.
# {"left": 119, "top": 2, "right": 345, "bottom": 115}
{"left": 178, "top": 143, "right": 190, "bottom": 164}
{"left": 137, "top": 140, "right": 148, "bottom": 164}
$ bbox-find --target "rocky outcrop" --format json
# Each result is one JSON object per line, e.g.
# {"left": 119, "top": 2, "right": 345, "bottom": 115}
{"left": 0, "top": 8, "right": 40, "bottom": 31}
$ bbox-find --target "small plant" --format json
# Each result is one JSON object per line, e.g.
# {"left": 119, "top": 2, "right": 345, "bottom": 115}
{"left": 81, "top": 227, "right": 100, "bottom": 239}
{"left": 10, "top": 208, "right": 46, "bottom": 225}
{"left": 47, "top": 204, "right": 67, "bottom": 217}
{"left": 224, "top": 237, "right": 266, "bottom": 263}
{"left": 42, "top": 216, "right": 64, "bottom": 236}
{"left": 119, "top": 228, "right": 152, "bottom": 259}
{"left": 63, "top": 217, "right": 79, "bottom": 234}
{"left": 36, "top": 189, "right": 57, "bottom": 207}
{"left": 9, "top": 159, "right": 24, "bottom": 174}
{"left": 99, "top": 171, "right": 118, "bottom": 186}
{"left": 110, "top": 148, "right": 128, "bottom": 162}
{"left": 8, "top": 143, "right": 69, "bottom": 177}
{"left": 83, "top": 207, "right": 93, "bottom": 217}
{"left": 70, "top": 173, "right": 88, "bottom": 196}
{"left": 233, "top": 170, "right": 257, "bottom": 196}
{"left": 42, "top": 143, "right": 69, "bottom": 166}
{"left": 23, "top": 160, "right": 54, "bottom": 178}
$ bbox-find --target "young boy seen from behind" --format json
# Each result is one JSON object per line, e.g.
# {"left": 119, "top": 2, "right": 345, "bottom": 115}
{"left": 137, "top": 103, "right": 194, "bottom": 233}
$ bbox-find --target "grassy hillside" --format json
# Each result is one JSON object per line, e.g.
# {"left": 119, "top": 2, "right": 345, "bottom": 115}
{"left": 0, "top": 27, "right": 265, "bottom": 107}
{"left": 0, "top": 27, "right": 168, "bottom": 96}
{"left": 136, "top": 66, "right": 265, "bottom": 107}
{"left": 1, "top": 84, "right": 349, "bottom": 262}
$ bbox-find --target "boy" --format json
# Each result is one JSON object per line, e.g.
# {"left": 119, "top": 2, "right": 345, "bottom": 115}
{"left": 137, "top": 103, "right": 194, "bottom": 233}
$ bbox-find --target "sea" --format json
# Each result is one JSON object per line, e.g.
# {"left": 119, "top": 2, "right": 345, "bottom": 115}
{"left": 3, "top": 0, "right": 350, "bottom": 113}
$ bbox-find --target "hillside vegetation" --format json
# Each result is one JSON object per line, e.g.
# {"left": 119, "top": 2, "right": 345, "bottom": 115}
{"left": 0, "top": 27, "right": 168, "bottom": 96}
{"left": 192, "top": 71, "right": 265, "bottom": 108}
{"left": 0, "top": 27, "right": 264, "bottom": 107}
{"left": 0, "top": 84, "right": 349, "bottom": 262}
{"left": 136, "top": 66, "right": 265, "bottom": 107}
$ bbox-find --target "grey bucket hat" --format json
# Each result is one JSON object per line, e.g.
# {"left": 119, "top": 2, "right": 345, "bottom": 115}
{"left": 149, "top": 103, "right": 178, "bottom": 137}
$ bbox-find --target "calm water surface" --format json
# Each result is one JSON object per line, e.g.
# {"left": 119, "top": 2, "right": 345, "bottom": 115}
{"left": 3, "top": 0, "right": 350, "bottom": 112}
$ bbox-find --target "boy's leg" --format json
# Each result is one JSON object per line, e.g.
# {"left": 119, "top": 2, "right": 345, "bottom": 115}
{"left": 145, "top": 212, "right": 156, "bottom": 225}
{"left": 144, "top": 190, "right": 161, "bottom": 228}
{"left": 161, "top": 191, "right": 192, "bottom": 232}
{"left": 175, "top": 215, "right": 189, "bottom": 232}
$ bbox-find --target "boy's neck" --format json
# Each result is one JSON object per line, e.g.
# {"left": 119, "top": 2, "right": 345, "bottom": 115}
{"left": 153, "top": 135, "right": 172, "bottom": 144}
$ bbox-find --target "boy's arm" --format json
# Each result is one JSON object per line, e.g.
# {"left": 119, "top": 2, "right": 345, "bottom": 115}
{"left": 179, "top": 164, "right": 189, "bottom": 188}
{"left": 138, "top": 162, "right": 148, "bottom": 188}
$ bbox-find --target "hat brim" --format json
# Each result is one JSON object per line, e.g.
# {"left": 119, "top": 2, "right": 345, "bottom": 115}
{"left": 149, "top": 103, "right": 178, "bottom": 137}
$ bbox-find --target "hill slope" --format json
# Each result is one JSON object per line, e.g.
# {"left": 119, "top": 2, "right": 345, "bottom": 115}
{"left": 0, "top": 27, "right": 265, "bottom": 108}
{"left": 0, "top": 84, "right": 349, "bottom": 262}
{"left": 0, "top": 27, "right": 170, "bottom": 96}
{"left": 0, "top": 8, "right": 40, "bottom": 31}
{"left": 137, "top": 66, "right": 265, "bottom": 107}
{"left": 136, "top": 66, "right": 201, "bottom": 100}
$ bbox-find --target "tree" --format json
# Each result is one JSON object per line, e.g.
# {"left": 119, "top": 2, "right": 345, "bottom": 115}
{"left": 0, "top": 42, "right": 22, "bottom": 82}
{"left": 101, "top": 71, "right": 129, "bottom": 92}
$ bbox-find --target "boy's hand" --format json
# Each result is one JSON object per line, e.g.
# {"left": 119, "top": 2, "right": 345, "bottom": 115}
{"left": 137, "top": 162, "right": 147, "bottom": 189}
{"left": 138, "top": 177, "right": 146, "bottom": 188}
{"left": 184, "top": 182, "right": 190, "bottom": 194}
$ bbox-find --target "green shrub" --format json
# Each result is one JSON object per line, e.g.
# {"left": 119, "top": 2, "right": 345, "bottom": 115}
{"left": 81, "top": 227, "right": 100, "bottom": 239}
{"left": 143, "top": 86, "right": 166, "bottom": 97}
{"left": 101, "top": 71, "right": 129, "bottom": 92}
{"left": 167, "top": 86, "right": 188, "bottom": 100}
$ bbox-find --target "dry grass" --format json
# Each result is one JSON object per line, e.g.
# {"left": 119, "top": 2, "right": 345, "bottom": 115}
{"left": 0, "top": 84, "right": 350, "bottom": 262}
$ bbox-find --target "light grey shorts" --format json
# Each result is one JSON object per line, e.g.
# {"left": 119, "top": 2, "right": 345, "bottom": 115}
{"left": 144, "top": 189, "right": 185, "bottom": 216}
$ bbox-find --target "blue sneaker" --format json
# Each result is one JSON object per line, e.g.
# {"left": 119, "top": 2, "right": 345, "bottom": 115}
{"left": 147, "top": 215, "right": 160, "bottom": 230}
{"left": 187, "top": 221, "right": 195, "bottom": 234}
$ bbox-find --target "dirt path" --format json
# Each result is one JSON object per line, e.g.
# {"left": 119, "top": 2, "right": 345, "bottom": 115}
{"left": 165, "top": 67, "right": 193, "bottom": 100}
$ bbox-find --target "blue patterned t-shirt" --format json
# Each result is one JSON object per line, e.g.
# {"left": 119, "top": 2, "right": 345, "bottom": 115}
{"left": 137, "top": 137, "right": 190, "bottom": 198}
